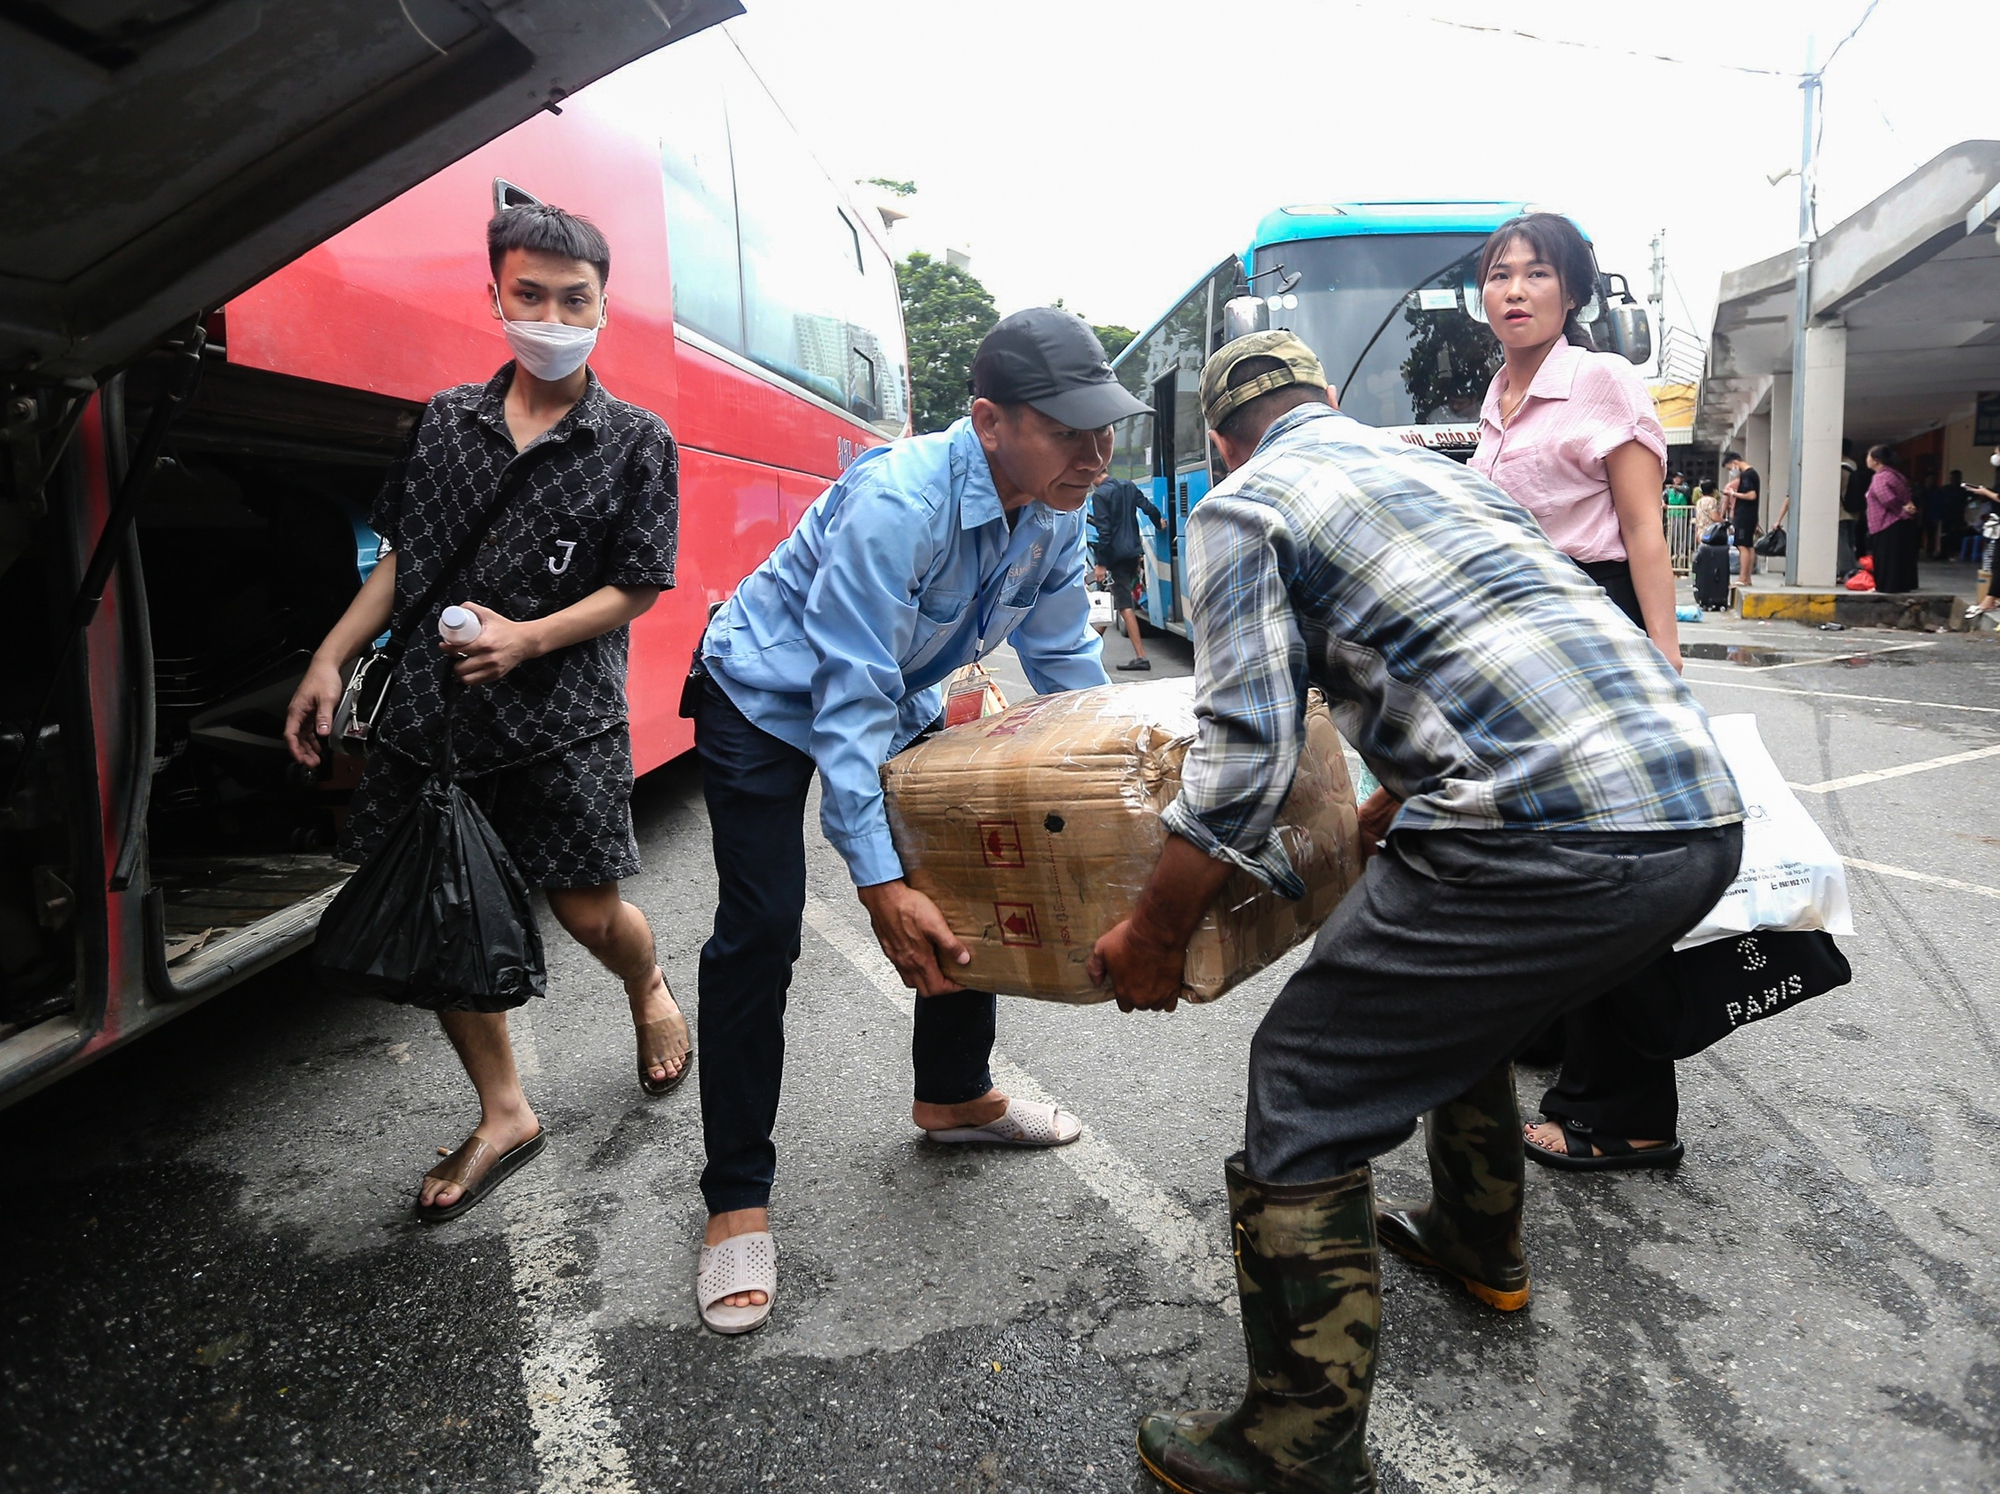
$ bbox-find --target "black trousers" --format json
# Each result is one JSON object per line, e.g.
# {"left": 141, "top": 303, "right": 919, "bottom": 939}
{"left": 1246, "top": 825, "right": 1742, "bottom": 1182}
{"left": 1531, "top": 559, "right": 1688, "bottom": 1140}
{"left": 693, "top": 674, "right": 997, "bottom": 1215}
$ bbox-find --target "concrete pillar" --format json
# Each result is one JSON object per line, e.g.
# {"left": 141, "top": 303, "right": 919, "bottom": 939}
{"left": 1791, "top": 321, "right": 1848, "bottom": 588}
{"left": 1767, "top": 372, "right": 1793, "bottom": 530}
{"left": 1745, "top": 411, "right": 1771, "bottom": 514}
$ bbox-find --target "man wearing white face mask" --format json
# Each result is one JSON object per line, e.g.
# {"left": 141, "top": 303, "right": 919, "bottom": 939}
{"left": 283, "top": 204, "right": 686, "bottom": 1223}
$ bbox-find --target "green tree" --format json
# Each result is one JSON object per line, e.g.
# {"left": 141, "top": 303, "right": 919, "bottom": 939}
{"left": 1092, "top": 323, "right": 1137, "bottom": 361}
{"left": 896, "top": 250, "right": 999, "bottom": 434}
{"left": 866, "top": 177, "right": 917, "bottom": 197}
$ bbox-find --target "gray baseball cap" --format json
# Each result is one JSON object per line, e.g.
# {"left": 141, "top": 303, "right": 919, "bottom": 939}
{"left": 970, "top": 308, "right": 1153, "bottom": 428}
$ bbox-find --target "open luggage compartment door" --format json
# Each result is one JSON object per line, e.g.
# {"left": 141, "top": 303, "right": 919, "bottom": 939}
{"left": 0, "top": 0, "right": 743, "bottom": 381}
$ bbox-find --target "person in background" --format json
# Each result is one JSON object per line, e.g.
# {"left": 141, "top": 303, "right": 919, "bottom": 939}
{"left": 686, "top": 309, "right": 1145, "bottom": 1335}
{"left": 1087, "top": 469, "right": 1164, "bottom": 671}
{"left": 1467, "top": 211, "right": 1689, "bottom": 1156}
{"left": 282, "top": 204, "right": 686, "bottom": 1222}
{"left": 1865, "top": 444, "right": 1921, "bottom": 593}
{"left": 1470, "top": 211, "right": 1680, "bottom": 671}
{"left": 1966, "top": 473, "right": 2000, "bottom": 620}
{"left": 1664, "top": 472, "right": 1691, "bottom": 506}
{"left": 1840, "top": 439, "right": 1871, "bottom": 568}
{"left": 1089, "top": 332, "right": 1742, "bottom": 1494}
{"left": 1693, "top": 480, "right": 1722, "bottom": 535}
{"left": 1925, "top": 470, "right": 1966, "bottom": 560}
{"left": 1721, "top": 450, "right": 1762, "bottom": 588}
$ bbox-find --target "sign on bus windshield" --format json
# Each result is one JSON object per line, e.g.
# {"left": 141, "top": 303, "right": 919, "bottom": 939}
{"left": 1254, "top": 233, "right": 1499, "bottom": 444}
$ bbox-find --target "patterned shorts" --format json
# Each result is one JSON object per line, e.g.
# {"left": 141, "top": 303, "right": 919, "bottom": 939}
{"left": 340, "top": 728, "right": 641, "bottom": 890}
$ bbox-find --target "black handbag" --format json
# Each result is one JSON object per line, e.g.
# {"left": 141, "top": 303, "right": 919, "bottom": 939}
{"left": 330, "top": 472, "right": 525, "bottom": 755}
{"left": 1624, "top": 930, "right": 1851, "bottom": 1059}
{"left": 1754, "top": 526, "right": 1787, "bottom": 557}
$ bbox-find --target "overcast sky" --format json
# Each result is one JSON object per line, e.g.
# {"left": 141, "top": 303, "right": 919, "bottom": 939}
{"left": 720, "top": 0, "right": 1999, "bottom": 356}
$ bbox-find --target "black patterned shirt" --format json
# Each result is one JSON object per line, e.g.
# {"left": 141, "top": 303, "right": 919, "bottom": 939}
{"left": 370, "top": 363, "right": 678, "bottom": 774}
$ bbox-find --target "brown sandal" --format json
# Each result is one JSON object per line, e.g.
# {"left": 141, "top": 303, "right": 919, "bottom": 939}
{"left": 636, "top": 1012, "right": 693, "bottom": 1097}
{"left": 416, "top": 1129, "right": 545, "bottom": 1223}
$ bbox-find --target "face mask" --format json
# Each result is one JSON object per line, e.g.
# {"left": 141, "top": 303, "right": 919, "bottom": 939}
{"left": 493, "top": 288, "right": 603, "bottom": 380}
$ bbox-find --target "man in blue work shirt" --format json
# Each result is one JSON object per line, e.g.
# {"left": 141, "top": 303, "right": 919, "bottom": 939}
{"left": 684, "top": 310, "right": 1151, "bottom": 1334}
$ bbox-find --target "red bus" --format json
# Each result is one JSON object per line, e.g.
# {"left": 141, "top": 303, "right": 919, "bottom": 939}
{"left": 0, "top": 10, "right": 907, "bottom": 1104}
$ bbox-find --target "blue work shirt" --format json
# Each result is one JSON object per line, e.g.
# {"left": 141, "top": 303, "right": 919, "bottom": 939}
{"left": 702, "top": 417, "right": 1108, "bottom": 886}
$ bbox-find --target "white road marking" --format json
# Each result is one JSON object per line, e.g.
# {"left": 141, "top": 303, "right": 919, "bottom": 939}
{"left": 1680, "top": 671, "right": 2000, "bottom": 716}
{"left": 1734, "top": 642, "right": 1937, "bottom": 673}
{"left": 1791, "top": 743, "right": 2000, "bottom": 793}
{"left": 1843, "top": 856, "right": 2000, "bottom": 902}
{"left": 801, "top": 896, "right": 1507, "bottom": 1494}
{"left": 507, "top": 1183, "right": 642, "bottom": 1494}
{"left": 500, "top": 1006, "right": 640, "bottom": 1494}
{"left": 511, "top": 1005, "right": 542, "bottom": 1080}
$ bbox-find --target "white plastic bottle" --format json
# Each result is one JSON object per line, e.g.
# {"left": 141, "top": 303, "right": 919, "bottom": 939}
{"left": 439, "top": 605, "right": 482, "bottom": 646}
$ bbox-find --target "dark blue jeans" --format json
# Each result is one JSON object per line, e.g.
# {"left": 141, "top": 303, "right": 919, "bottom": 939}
{"left": 694, "top": 674, "right": 996, "bottom": 1215}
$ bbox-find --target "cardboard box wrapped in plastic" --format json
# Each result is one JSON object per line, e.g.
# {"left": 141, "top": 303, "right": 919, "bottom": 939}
{"left": 880, "top": 678, "right": 1362, "bottom": 1004}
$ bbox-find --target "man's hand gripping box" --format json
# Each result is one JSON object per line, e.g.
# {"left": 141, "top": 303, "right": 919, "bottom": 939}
{"left": 881, "top": 678, "right": 1362, "bottom": 1003}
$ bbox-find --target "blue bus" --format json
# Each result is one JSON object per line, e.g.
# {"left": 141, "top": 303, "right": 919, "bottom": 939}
{"left": 1106, "top": 201, "right": 1650, "bottom": 635}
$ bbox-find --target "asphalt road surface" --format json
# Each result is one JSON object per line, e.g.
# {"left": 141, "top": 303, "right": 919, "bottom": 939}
{"left": 5, "top": 609, "right": 1999, "bottom": 1494}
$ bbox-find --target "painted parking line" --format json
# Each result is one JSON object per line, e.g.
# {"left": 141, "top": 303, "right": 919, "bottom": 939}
{"left": 801, "top": 896, "right": 1509, "bottom": 1494}
{"left": 1842, "top": 856, "right": 2000, "bottom": 902}
{"left": 1790, "top": 743, "right": 2000, "bottom": 794}
{"left": 1682, "top": 671, "right": 2000, "bottom": 716}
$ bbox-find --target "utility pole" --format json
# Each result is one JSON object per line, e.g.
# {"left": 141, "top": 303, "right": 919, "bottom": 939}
{"left": 1648, "top": 230, "right": 1666, "bottom": 381}
{"left": 1784, "top": 35, "right": 1819, "bottom": 585}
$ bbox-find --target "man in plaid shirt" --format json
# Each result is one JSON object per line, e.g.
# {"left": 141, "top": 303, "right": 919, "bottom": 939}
{"left": 1091, "top": 333, "right": 1744, "bottom": 1494}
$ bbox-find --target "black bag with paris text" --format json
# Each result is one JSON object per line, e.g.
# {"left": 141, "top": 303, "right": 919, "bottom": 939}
{"left": 1623, "top": 930, "right": 1851, "bottom": 1060}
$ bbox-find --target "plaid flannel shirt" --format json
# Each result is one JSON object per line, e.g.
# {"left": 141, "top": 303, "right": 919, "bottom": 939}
{"left": 1161, "top": 404, "right": 1741, "bottom": 895}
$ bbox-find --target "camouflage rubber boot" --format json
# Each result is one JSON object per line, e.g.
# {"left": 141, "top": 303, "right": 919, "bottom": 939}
{"left": 1136, "top": 1154, "right": 1379, "bottom": 1494}
{"left": 1376, "top": 1061, "right": 1530, "bottom": 1311}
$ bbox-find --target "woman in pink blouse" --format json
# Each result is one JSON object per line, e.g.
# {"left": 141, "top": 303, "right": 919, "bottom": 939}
{"left": 1467, "top": 213, "right": 1687, "bottom": 1172}
{"left": 1470, "top": 213, "right": 1680, "bottom": 672}
{"left": 1863, "top": 444, "right": 1921, "bottom": 592}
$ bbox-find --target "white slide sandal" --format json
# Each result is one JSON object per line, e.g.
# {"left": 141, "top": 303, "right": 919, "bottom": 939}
{"left": 924, "top": 1097, "right": 1082, "bottom": 1148}
{"left": 697, "top": 1231, "right": 777, "bottom": 1336}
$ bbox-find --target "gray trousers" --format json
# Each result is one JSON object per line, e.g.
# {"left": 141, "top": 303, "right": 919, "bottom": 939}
{"left": 1246, "top": 824, "right": 1743, "bottom": 1183}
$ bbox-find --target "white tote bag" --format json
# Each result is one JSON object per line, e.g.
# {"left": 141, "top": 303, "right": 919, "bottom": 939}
{"left": 1087, "top": 589, "right": 1116, "bottom": 632}
{"left": 1675, "top": 714, "right": 1853, "bottom": 950}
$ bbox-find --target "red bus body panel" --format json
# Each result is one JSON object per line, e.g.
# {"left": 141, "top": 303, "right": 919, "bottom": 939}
{"left": 225, "top": 89, "right": 888, "bottom": 773}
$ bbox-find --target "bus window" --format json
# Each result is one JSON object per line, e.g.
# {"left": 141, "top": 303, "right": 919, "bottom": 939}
{"left": 1163, "top": 284, "right": 1208, "bottom": 474}
{"left": 656, "top": 42, "right": 744, "bottom": 351}
{"left": 1257, "top": 234, "right": 1499, "bottom": 429}
{"left": 727, "top": 55, "right": 908, "bottom": 436}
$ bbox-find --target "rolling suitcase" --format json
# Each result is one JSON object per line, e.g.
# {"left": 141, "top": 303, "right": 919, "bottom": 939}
{"left": 1692, "top": 540, "right": 1732, "bottom": 611}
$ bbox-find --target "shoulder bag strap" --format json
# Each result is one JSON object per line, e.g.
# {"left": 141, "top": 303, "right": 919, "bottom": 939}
{"left": 382, "top": 466, "right": 530, "bottom": 660}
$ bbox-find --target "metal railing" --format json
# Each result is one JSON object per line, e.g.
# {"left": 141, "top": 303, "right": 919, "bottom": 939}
{"left": 1665, "top": 506, "right": 1700, "bottom": 575}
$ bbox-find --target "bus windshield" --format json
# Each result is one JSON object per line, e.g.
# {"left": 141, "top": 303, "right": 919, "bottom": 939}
{"left": 1256, "top": 233, "right": 1501, "bottom": 431}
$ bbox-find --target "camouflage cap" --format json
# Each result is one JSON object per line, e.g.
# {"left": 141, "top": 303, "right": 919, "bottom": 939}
{"left": 1199, "top": 331, "right": 1328, "bottom": 430}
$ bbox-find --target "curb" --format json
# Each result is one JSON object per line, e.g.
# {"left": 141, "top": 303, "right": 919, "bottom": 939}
{"left": 1738, "top": 590, "right": 1963, "bottom": 632}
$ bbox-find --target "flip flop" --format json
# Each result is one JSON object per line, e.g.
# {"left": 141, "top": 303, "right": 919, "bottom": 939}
{"left": 416, "top": 1129, "right": 546, "bottom": 1222}
{"left": 698, "top": 1231, "right": 777, "bottom": 1336}
{"left": 924, "top": 1097, "right": 1082, "bottom": 1147}
{"left": 636, "top": 1015, "right": 693, "bottom": 1098}
{"left": 1525, "top": 1119, "right": 1683, "bottom": 1173}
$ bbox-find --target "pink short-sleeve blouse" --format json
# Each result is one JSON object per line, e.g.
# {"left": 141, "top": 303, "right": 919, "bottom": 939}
{"left": 1468, "top": 336, "right": 1668, "bottom": 564}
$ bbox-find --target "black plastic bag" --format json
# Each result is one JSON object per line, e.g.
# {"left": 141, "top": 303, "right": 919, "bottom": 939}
{"left": 1754, "top": 526, "right": 1787, "bottom": 557}
{"left": 314, "top": 710, "right": 544, "bottom": 1012}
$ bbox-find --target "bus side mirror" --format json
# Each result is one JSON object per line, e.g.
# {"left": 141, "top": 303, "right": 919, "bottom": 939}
{"left": 1605, "top": 304, "right": 1651, "bottom": 366}
{"left": 1222, "top": 295, "right": 1269, "bottom": 342}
